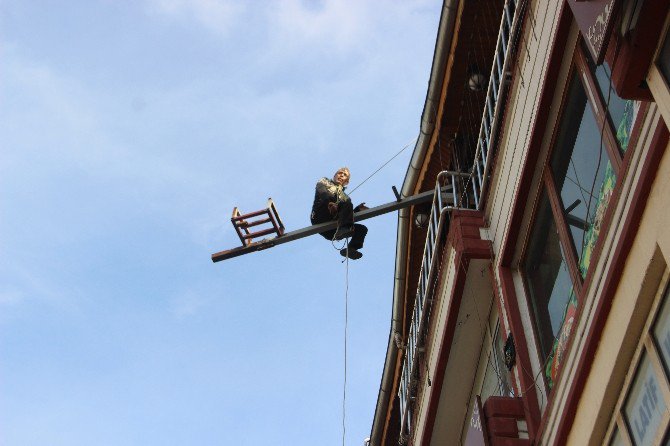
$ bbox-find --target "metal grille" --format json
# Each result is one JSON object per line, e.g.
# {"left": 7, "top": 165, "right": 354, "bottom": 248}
{"left": 397, "top": 0, "right": 521, "bottom": 440}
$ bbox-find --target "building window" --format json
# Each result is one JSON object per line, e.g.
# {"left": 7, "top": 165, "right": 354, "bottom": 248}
{"left": 521, "top": 42, "right": 638, "bottom": 389}
{"left": 623, "top": 353, "right": 667, "bottom": 445}
{"left": 605, "top": 280, "right": 670, "bottom": 445}
{"left": 549, "top": 71, "right": 614, "bottom": 276}
{"left": 610, "top": 429, "right": 625, "bottom": 446}
{"left": 587, "top": 57, "right": 633, "bottom": 154}
{"left": 523, "top": 193, "right": 574, "bottom": 359}
{"left": 466, "top": 323, "right": 514, "bottom": 446}
{"left": 480, "top": 323, "right": 514, "bottom": 401}
{"left": 658, "top": 24, "right": 670, "bottom": 88}
{"left": 653, "top": 285, "right": 670, "bottom": 377}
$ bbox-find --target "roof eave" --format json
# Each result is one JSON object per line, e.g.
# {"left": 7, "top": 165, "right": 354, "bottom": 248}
{"left": 369, "top": 1, "right": 461, "bottom": 444}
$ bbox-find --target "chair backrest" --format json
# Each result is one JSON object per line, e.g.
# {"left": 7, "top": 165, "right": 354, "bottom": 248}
{"left": 231, "top": 198, "right": 285, "bottom": 246}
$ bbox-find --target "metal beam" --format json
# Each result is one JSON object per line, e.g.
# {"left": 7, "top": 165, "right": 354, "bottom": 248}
{"left": 211, "top": 187, "right": 444, "bottom": 263}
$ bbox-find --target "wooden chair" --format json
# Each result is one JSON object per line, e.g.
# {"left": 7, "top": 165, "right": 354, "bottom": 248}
{"left": 231, "top": 198, "right": 285, "bottom": 247}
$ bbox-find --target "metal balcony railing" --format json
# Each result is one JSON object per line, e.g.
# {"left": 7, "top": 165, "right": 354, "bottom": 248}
{"left": 397, "top": 171, "right": 471, "bottom": 439}
{"left": 471, "top": 0, "right": 518, "bottom": 211}
{"left": 397, "top": 0, "right": 521, "bottom": 441}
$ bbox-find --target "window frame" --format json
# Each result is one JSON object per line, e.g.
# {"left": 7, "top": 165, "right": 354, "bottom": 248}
{"left": 646, "top": 10, "right": 670, "bottom": 127}
{"left": 520, "top": 38, "right": 636, "bottom": 390}
{"left": 603, "top": 271, "right": 670, "bottom": 445}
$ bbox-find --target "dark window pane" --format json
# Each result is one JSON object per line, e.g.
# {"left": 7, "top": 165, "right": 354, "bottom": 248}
{"left": 594, "top": 62, "right": 629, "bottom": 144}
{"left": 653, "top": 284, "right": 670, "bottom": 379}
{"left": 493, "top": 325, "right": 513, "bottom": 396}
{"left": 550, "top": 72, "right": 615, "bottom": 277}
{"left": 583, "top": 44, "right": 631, "bottom": 153}
{"left": 523, "top": 193, "right": 574, "bottom": 359}
{"left": 481, "top": 324, "right": 514, "bottom": 402}
{"left": 624, "top": 353, "right": 667, "bottom": 446}
{"left": 659, "top": 28, "right": 670, "bottom": 88}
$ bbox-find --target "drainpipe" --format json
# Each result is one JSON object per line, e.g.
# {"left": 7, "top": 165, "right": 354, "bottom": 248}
{"left": 369, "top": 1, "right": 459, "bottom": 444}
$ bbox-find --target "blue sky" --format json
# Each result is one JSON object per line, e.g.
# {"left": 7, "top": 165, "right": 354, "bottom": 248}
{"left": 0, "top": 1, "right": 440, "bottom": 444}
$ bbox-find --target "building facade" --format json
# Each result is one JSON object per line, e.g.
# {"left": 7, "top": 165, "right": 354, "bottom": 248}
{"left": 370, "top": 0, "right": 670, "bottom": 445}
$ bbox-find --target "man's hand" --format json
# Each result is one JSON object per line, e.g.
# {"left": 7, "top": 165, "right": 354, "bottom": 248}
{"left": 328, "top": 202, "right": 338, "bottom": 216}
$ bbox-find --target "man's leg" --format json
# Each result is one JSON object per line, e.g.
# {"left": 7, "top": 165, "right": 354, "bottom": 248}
{"left": 334, "top": 200, "right": 355, "bottom": 240}
{"left": 337, "top": 200, "right": 354, "bottom": 229}
{"left": 319, "top": 228, "right": 337, "bottom": 241}
{"left": 349, "top": 224, "right": 367, "bottom": 251}
{"left": 339, "top": 223, "right": 367, "bottom": 260}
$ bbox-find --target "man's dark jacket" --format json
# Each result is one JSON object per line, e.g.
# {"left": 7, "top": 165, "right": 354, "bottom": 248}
{"left": 310, "top": 177, "right": 350, "bottom": 224}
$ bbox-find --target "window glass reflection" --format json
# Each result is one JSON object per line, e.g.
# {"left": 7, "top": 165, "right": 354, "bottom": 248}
{"left": 523, "top": 193, "right": 574, "bottom": 360}
{"left": 609, "top": 428, "right": 625, "bottom": 446}
{"left": 658, "top": 28, "right": 670, "bottom": 89}
{"left": 624, "top": 354, "right": 667, "bottom": 446}
{"left": 550, "top": 73, "right": 615, "bottom": 277}
{"left": 594, "top": 62, "right": 629, "bottom": 145}
{"left": 653, "top": 285, "right": 670, "bottom": 378}
{"left": 583, "top": 45, "right": 632, "bottom": 154}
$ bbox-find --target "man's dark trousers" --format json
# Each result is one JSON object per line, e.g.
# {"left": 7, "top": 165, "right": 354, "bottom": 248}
{"left": 316, "top": 200, "right": 368, "bottom": 250}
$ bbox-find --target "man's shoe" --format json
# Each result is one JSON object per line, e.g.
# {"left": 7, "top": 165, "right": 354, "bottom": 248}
{"left": 340, "top": 248, "right": 363, "bottom": 260}
{"left": 334, "top": 226, "right": 354, "bottom": 240}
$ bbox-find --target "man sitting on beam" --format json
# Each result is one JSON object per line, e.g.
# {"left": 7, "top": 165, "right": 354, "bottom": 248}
{"left": 310, "top": 167, "right": 368, "bottom": 260}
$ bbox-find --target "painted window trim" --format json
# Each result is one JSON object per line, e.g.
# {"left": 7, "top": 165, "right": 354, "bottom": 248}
{"left": 604, "top": 269, "right": 670, "bottom": 445}
{"left": 647, "top": 12, "right": 670, "bottom": 127}
{"left": 519, "top": 38, "right": 639, "bottom": 392}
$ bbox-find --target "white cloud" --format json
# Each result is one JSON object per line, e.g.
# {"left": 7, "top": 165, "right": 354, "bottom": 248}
{"left": 145, "top": 0, "right": 244, "bottom": 35}
{"left": 1, "top": 44, "right": 98, "bottom": 158}
{"left": 265, "top": 1, "right": 436, "bottom": 55}
{"left": 1, "top": 45, "right": 217, "bottom": 200}
{"left": 269, "top": 0, "right": 370, "bottom": 53}
{"left": 169, "top": 290, "right": 209, "bottom": 317}
{"left": 0, "top": 289, "right": 23, "bottom": 306}
{"left": 144, "top": 0, "right": 367, "bottom": 49}
{"left": 0, "top": 259, "right": 83, "bottom": 311}
{"left": 144, "top": 0, "right": 376, "bottom": 53}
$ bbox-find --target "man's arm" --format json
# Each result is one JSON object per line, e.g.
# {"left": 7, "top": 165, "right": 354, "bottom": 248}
{"left": 314, "top": 178, "right": 331, "bottom": 197}
{"left": 312, "top": 178, "right": 337, "bottom": 221}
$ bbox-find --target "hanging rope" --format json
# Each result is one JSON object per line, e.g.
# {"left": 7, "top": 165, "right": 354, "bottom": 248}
{"left": 341, "top": 238, "right": 349, "bottom": 446}
{"left": 324, "top": 132, "right": 406, "bottom": 443}
{"left": 347, "top": 137, "right": 417, "bottom": 195}
{"left": 328, "top": 214, "right": 350, "bottom": 446}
